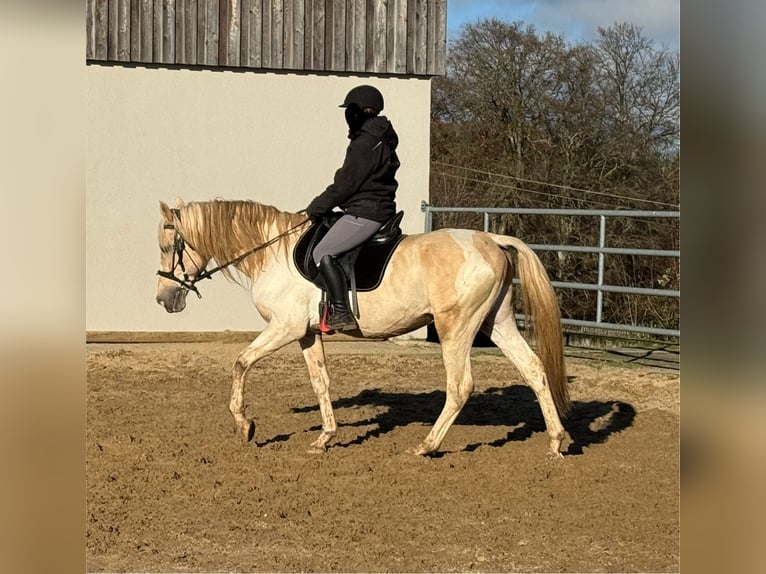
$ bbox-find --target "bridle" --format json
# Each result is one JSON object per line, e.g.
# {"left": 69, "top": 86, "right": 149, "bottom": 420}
{"left": 157, "top": 208, "right": 310, "bottom": 298}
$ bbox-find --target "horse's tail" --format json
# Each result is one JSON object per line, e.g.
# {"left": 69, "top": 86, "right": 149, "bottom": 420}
{"left": 490, "top": 234, "right": 571, "bottom": 418}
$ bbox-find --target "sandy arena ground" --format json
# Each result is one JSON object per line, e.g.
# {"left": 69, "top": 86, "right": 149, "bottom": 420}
{"left": 86, "top": 337, "right": 679, "bottom": 572}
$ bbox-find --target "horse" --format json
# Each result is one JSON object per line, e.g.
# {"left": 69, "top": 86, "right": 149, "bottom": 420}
{"left": 156, "top": 198, "right": 572, "bottom": 457}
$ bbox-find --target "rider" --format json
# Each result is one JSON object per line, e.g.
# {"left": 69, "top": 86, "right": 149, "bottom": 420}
{"left": 306, "top": 85, "right": 400, "bottom": 332}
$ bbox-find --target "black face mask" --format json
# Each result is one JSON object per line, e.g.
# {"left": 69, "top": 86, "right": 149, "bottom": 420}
{"left": 344, "top": 104, "right": 365, "bottom": 135}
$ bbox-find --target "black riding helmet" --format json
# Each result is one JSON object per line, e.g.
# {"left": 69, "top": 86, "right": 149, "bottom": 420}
{"left": 339, "top": 85, "right": 384, "bottom": 113}
{"left": 340, "top": 85, "right": 384, "bottom": 134}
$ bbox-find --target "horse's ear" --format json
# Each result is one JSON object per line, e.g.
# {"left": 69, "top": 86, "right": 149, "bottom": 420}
{"left": 173, "top": 197, "right": 184, "bottom": 209}
{"left": 160, "top": 201, "right": 173, "bottom": 221}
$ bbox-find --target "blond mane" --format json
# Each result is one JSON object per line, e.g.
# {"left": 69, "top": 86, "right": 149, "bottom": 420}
{"left": 176, "top": 199, "right": 307, "bottom": 281}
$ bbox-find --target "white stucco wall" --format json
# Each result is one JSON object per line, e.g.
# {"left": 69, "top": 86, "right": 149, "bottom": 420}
{"left": 86, "top": 65, "right": 431, "bottom": 332}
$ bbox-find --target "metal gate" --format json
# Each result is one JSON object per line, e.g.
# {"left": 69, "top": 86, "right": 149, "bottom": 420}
{"left": 421, "top": 202, "right": 680, "bottom": 338}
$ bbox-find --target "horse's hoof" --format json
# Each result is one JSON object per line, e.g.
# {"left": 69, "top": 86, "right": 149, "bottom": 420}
{"left": 245, "top": 420, "right": 255, "bottom": 442}
{"left": 407, "top": 444, "right": 429, "bottom": 456}
{"left": 307, "top": 446, "right": 326, "bottom": 455}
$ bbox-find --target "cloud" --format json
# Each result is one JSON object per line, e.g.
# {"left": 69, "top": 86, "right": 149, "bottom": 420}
{"left": 447, "top": 0, "right": 679, "bottom": 48}
{"left": 536, "top": 0, "right": 680, "bottom": 47}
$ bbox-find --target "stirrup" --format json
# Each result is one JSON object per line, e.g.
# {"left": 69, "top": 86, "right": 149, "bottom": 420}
{"left": 326, "top": 311, "right": 357, "bottom": 332}
{"left": 315, "top": 301, "right": 357, "bottom": 333}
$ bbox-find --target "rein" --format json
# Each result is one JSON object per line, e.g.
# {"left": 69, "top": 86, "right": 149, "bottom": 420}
{"left": 158, "top": 208, "right": 310, "bottom": 298}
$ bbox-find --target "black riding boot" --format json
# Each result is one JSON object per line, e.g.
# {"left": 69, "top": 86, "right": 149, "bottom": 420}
{"left": 318, "top": 255, "right": 357, "bottom": 332}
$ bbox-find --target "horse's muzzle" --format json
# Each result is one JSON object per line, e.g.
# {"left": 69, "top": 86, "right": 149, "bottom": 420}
{"left": 156, "top": 286, "right": 187, "bottom": 313}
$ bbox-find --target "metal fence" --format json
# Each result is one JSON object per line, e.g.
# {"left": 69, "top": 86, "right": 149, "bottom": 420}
{"left": 421, "top": 202, "right": 680, "bottom": 338}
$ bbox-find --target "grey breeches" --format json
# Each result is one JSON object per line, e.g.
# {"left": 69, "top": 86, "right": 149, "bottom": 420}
{"left": 312, "top": 214, "right": 383, "bottom": 265}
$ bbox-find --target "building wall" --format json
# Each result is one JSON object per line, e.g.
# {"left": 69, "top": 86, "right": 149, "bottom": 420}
{"left": 86, "top": 64, "right": 431, "bottom": 331}
{"left": 86, "top": 0, "right": 447, "bottom": 75}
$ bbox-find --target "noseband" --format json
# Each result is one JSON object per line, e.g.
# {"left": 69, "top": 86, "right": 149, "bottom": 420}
{"left": 157, "top": 208, "right": 310, "bottom": 299}
{"left": 157, "top": 212, "right": 209, "bottom": 298}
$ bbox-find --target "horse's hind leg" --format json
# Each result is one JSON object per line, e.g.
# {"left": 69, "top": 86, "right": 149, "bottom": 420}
{"left": 484, "top": 315, "right": 567, "bottom": 457}
{"left": 299, "top": 333, "right": 337, "bottom": 453}
{"left": 412, "top": 329, "right": 477, "bottom": 456}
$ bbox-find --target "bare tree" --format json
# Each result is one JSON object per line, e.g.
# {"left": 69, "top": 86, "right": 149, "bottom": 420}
{"left": 430, "top": 19, "right": 680, "bottom": 333}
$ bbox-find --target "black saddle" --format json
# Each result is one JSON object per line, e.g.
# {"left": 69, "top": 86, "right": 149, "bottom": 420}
{"left": 293, "top": 211, "right": 405, "bottom": 315}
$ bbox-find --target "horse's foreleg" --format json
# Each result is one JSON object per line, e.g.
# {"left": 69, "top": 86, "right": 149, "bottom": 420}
{"left": 487, "top": 318, "right": 567, "bottom": 458}
{"left": 412, "top": 335, "right": 475, "bottom": 456}
{"left": 230, "top": 326, "right": 298, "bottom": 442}
{"left": 299, "top": 333, "right": 337, "bottom": 453}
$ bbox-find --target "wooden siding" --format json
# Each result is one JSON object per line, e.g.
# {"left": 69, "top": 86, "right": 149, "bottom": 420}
{"left": 86, "top": 0, "right": 446, "bottom": 75}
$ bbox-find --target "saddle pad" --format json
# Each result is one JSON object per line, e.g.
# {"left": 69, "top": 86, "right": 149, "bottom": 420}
{"left": 293, "top": 216, "right": 405, "bottom": 291}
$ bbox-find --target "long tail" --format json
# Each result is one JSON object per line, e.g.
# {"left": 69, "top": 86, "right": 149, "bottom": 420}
{"left": 490, "top": 234, "right": 572, "bottom": 418}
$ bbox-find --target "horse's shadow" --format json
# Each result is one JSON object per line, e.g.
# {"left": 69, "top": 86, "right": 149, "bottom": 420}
{"left": 289, "top": 384, "right": 636, "bottom": 456}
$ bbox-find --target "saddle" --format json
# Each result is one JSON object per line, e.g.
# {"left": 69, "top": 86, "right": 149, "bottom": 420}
{"left": 293, "top": 211, "right": 405, "bottom": 317}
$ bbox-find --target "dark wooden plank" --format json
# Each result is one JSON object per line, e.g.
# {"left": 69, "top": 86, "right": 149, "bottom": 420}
{"left": 303, "top": 0, "right": 313, "bottom": 68}
{"left": 240, "top": 0, "right": 263, "bottom": 67}
{"left": 240, "top": 0, "right": 251, "bottom": 65}
{"left": 86, "top": 0, "right": 95, "bottom": 59}
{"left": 335, "top": 0, "right": 347, "bottom": 71}
{"left": 344, "top": 0, "right": 365, "bottom": 72}
{"left": 432, "top": 0, "right": 446, "bottom": 75}
{"left": 324, "top": 0, "right": 332, "bottom": 69}
{"left": 386, "top": 0, "right": 406, "bottom": 73}
{"left": 344, "top": 0, "right": 352, "bottom": 70}
{"left": 283, "top": 0, "right": 294, "bottom": 68}
{"left": 153, "top": 0, "right": 162, "bottom": 60}
{"left": 369, "top": 0, "right": 386, "bottom": 73}
{"left": 229, "top": 0, "right": 241, "bottom": 66}
{"left": 176, "top": 0, "right": 186, "bottom": 63}
{"left": 412, "top": 0, "right": 426, "bottom": 74}
{"left": 228, "top": 0, "right": 242, "bottom": 66}
{"left": 306, "top": 0, "right": 325, "bottom": 70}
{"left": 271, "top": 0, "right": 284, "bottom": 69}
{"left": 262, "top": 0, "right": 272, "bottom": 67}
{"left": 198, "top": 0, "right": 219, "bottom": 65}
{"left": 175, "top": 0, "right": 198, "bottom": 65}
{"left": 219, "top": 0, "right": 240, "bottom": 65}
{"left": 385, "top": 0, "right": 392, "bottom": 72}
{"left": 364, "top": 0, "right": 372, "bottom": 69}
{"left": 162, "top": 0, "right": 175, "bottom": 63}
{"left": 186, "top": 0, "right": 199, "bottom": 64}
{"left": 140, "top": 0, "right": 153, "bottom": 62}
{"left": 218, "top": 0, "right": 229, "bottom": 64}
{"left": 426, "top": 0, "right": 435, "bottom": 74}
{"left": 108, "top": 0, "right": 118, "bottom": 59}
{"left": 116, "top": 0, "right": 130, "bottom": 61}
{"left": 324, "top": 0, "right": 345, "bottom": 71}
{"left": 239, "top": 0, "right": 251, "bottom": 67}
{"left": 286, "top": 0, "right": 305, "bottom": 69}
{"left": 130, "top": 0, "right": 140, "bottom": 60}
{"left": 405, "top": 0, "right": 414, "bottom": 73}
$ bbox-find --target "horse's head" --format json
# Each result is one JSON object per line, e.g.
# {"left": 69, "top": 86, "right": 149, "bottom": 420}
{"left": 156, "top": 200, "right": 208, "bottom": 313}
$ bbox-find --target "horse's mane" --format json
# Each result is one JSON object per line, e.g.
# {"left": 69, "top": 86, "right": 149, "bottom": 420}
{"left": 177, "top": 199, "right": 307, "bottom": 281}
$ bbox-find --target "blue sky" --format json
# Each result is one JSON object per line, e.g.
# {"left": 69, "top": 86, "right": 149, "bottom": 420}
{"left": 447, "top": 0, "right": 680, "bottom": 50}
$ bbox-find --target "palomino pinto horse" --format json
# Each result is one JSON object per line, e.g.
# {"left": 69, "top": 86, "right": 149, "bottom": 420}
{"left": 156, "top": 199, "right": 571, "bottom": 457}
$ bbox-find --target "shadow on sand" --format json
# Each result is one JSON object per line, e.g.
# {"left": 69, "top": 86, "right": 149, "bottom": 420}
{"left": 289, "top": 384, "right": 636, "bottom": 456}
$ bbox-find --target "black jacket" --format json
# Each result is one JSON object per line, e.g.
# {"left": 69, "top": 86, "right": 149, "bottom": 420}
{"left": 307, "top": 116, "right": 400, "bottom": 223}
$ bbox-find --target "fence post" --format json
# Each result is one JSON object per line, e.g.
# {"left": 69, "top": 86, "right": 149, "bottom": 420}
{"left": 596, "top": 215, "right": 606, "bottom": 324}
{"left": 483, "top": 211, "right": 490, "bottom": 232}
{"left": 420, "top": 201, "right": 432, "bottom": 233}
